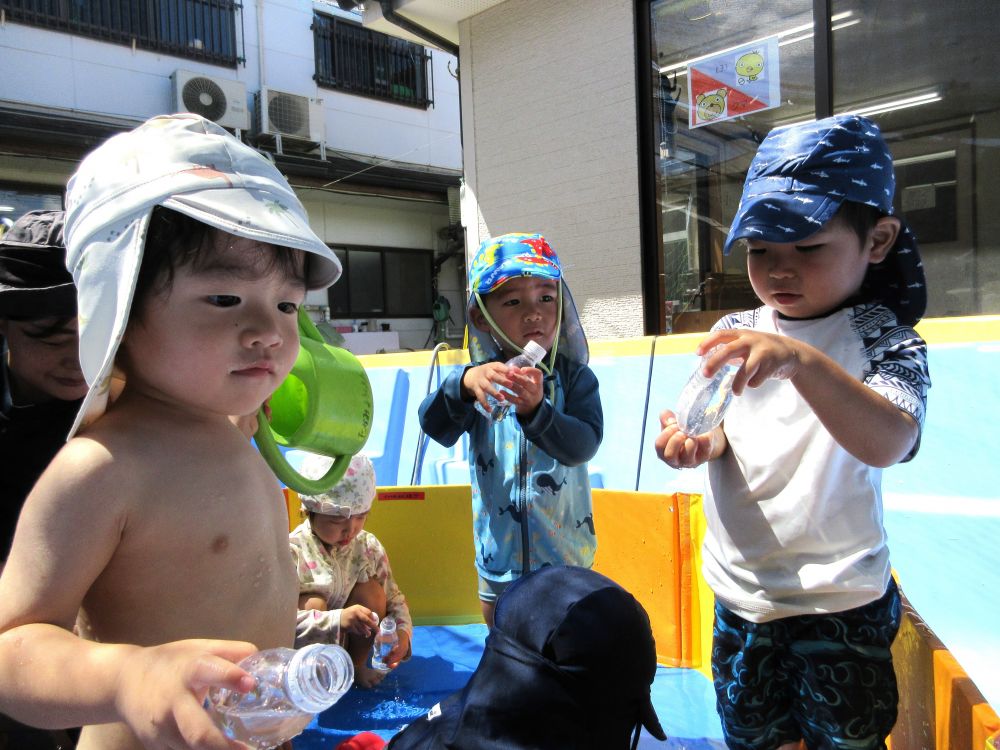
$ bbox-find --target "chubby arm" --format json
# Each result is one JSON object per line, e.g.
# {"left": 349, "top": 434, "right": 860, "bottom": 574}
{"left": 699, "top": 328, "right": 919, "bottom": 467}
{"left": 518, "top": 364, "right": 603, "bottom": 466}
{"left": 0, "top": 439, "right": 256, "bottom": 747}
{"left": 291, "top": 542, "right": 343, "bottom": 648}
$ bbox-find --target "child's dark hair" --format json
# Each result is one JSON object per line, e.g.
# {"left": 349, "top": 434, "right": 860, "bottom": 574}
{"left": 131, "top": 206, "right": 309, "bottom": 313}
{"left": 3, "top": 315, "right": 77, "bottom": 336}
{"left": 830, "top": 200, "right": 883, "bottom": 246}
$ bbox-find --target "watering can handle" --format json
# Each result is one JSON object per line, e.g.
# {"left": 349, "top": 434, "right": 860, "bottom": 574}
{"left": 254, "top": 419, "right": 351, "bottom": 495}
{"left": 252, "top": 308, "right": 353, "bottom": 495}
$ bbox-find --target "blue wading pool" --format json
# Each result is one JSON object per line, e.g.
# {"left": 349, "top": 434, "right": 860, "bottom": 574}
{"left": 295, "top": 624, "right": 725, "bottom": 749}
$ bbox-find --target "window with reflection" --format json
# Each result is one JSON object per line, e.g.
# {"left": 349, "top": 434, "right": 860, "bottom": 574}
{"left": 831, "top": 1, "right": 1000, "bottom": 317}
{"left": 646, "top": 0, "right": 1000, "bottom": 330}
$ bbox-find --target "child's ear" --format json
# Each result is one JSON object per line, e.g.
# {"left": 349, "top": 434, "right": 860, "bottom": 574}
{"left": 469, "top": 306, "right": 492, "bottom": 333}
{"left": 868, "top": 216, "right": 901, "bottom": 263}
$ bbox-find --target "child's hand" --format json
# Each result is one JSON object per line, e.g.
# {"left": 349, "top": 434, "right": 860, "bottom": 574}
{"left": 506, "top": 366, "right": 544, "bottom": 418}
{"left": 385, "top": 627, "right": 412, "bottom": 670}
{"left": 230, "top": 399, "right": 272, "bottom": 440}
{"left": 340, "top": 605, "right": 378, "bottom": 638}
{"left": 461, "top": 362, "right": 516, "bottom": 413}
{"left": 697, "top": 330, "right": 802, "bottom": 395}
{"left": 654, "top": 409, "right": 723, "bottom": 469}
{"left": 299, "top": 594, "right": 327, "bottom": 611}
{"left": 114, "top": 638, "right": 257, "bottom": 750}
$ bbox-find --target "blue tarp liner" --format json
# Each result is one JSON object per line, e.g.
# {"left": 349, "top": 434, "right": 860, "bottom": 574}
{"left": 295, "top": 624, "right": 726, "bottom": 749}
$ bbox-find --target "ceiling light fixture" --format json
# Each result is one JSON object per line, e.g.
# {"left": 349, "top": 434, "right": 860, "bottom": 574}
{"left": 840, "top": 92, "right": 941, "bottom": 118}
{"left": 658, "top": 11, "right": 854, "bottom": 75}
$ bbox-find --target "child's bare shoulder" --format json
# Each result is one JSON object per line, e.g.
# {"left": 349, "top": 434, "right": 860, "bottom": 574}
{"left": 29, "top": 431, "right": 137, "bottom": 511}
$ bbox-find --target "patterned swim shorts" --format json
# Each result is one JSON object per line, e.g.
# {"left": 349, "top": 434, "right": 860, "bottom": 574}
{"left": 711, "top": 579, "right": 901, "bottom": 750}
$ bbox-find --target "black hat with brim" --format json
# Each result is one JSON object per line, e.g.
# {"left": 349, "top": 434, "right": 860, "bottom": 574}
{"left": 0, "top": 210, "right": 75, "bottom": 318}
{"left": 388, "top": 566, "right": 667, "bottom": 750}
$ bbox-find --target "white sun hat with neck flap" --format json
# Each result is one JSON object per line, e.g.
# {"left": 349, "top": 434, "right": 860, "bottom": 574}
{"left": 298, "top": 452, "right": 377, "bottom": 518}
{"left": 63, "top": 113, "right": 341, "bottom": 438}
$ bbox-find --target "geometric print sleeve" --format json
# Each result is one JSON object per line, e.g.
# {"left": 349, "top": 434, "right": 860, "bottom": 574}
{"left": 710, "top": 307, "right": 761, "bottom": 333}
{"left": 853, "top": 305, "right": 931, "bottom": 462}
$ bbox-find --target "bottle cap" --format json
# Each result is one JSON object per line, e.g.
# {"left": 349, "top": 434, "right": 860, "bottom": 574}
{"left": 522, "top": 340, "right": 546, "bottom": 365}
{"left": 380, "top": 616, "right": 397, "bottom": 634}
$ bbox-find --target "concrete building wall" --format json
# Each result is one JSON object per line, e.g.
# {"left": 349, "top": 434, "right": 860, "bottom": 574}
{"left": 0, "top": 2, "right": 464, "bottom": 352}
{"left": 459, "top": 0, "right": 645, "bottom": 340}
{"left": 0, "top": 2, "right": 461, "bottom": 171}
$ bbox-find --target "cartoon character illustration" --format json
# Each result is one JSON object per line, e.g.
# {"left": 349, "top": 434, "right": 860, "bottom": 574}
{"left": 576, "top": 514, "right": 596, "bottom": 535}
{"left": 696, "top": 89, "right": 728, "bottom": 123}
{"left": 735, "top": 51, "right": 765, "bottom": 84}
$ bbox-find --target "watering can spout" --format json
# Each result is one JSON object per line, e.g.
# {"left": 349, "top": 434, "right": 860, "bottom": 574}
{"left": 255, "top": 308, "right": 374, "bottom": 495}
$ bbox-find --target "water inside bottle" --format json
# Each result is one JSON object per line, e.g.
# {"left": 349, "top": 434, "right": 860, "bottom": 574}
{"left": 209, "top": 704, "right": 313, "bottom": 750}
{"left": 675, "top": 359, "right": 739, "bottom": 436}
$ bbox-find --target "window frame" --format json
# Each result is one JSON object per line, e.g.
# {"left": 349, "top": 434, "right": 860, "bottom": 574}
{"left": 312, "top": 12, "right": 434, "bottom": 110}
{"left": 0, "top": 0, "right": 241, "bottom": 67}
{"left": 327, "top": 244, "right": 435, "bottom": 319}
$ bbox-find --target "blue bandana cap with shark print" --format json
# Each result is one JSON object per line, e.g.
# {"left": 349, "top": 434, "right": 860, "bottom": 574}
{"left": 724, "top": 114, "right": 926, "bottom": 326}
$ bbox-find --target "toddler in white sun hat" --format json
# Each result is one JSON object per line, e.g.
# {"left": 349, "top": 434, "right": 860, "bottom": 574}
{"left": 0, "top": 113, "right": 341, "bottom": 749}
{"left": 291, "top": 452, "right": 413, "bottom": 688}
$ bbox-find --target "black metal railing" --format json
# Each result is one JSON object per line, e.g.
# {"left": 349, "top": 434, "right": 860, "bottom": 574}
{"left": 313, "top": 14, "right": 432, "bottom": 109}
{"left": 0, "top": 0, "right": 240, "bottom": 67}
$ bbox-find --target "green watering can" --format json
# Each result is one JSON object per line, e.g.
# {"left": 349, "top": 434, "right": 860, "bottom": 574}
{"left": 254, "top": 308, "right": 374, "bottom": 495}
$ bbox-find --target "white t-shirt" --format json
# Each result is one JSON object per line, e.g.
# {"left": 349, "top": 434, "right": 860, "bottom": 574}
{"left": 703, "top": 303, "right": 929, "bottom": 623}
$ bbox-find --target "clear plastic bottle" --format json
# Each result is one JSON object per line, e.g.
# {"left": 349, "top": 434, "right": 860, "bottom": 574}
{"left": 674, "top": 348, "right": 741, "bottom": 436}
{"left": 476, "top": 340, "right": 547, "bottom": 423}
{"left": 205, "top": 644, "right": 354, "bottom": 750}
{"left": 370, "top": 615, "right": 398, "bottom": 672}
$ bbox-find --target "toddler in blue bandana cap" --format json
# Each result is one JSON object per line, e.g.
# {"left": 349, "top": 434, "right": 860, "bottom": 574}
{"left": 418, "top": 232, "right": 603, "bottom": 628}
{"left": 655, "top": 115, "right": 930, "bottom": 750}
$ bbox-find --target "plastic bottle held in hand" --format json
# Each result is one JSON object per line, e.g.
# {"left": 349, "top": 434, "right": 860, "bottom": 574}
{"left": 205, "top": 644, "right": 354, "bottom": 750}
{"left": 476, "top": 340, "right": 547, "bottom": 423}
{"left": 675, "top": 347, "right": 740, "bottom": 436}
{"left": 371, "top": 615, "right": 399, "bottom": 672}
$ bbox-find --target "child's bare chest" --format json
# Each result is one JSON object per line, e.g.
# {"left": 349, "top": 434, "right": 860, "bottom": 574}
{"left": 81, "top": 450, "right": 297, "bottom": 647}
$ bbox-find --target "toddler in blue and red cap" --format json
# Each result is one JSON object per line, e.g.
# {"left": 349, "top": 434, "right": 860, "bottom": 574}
{"left": 655, "top": 115, "right": 930, "bottom": 750}
{"left": 418, "top": 233, "right": 603, "bottom": 629}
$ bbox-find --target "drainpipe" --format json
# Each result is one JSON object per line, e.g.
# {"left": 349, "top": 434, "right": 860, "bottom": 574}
{"left": 377, "top": 0, "right": 459, "bottom": 57}
{"left": 256, "top": 0, "right": 267, "bottom": 89}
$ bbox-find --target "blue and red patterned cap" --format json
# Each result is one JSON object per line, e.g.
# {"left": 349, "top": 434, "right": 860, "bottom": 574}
{"left": 469, "top": 232, "right": 562, "bottom": 294}
{"left": 467, "top": 232, "right": 588, "bottom": 365}
{"left": 724, "top": 114, "right": 926, "bottom": 325}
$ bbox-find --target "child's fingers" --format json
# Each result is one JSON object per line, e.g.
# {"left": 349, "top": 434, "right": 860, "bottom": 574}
{"left": 187, "top": 655, "right": 255, "bottom": 696}
{"left": 656, "top": 427, "right": 689, "bottom": 468}
{"left": 386, "top": 639, "right": 409, "bottom": 667}
{"left": 695, "top": 329, "right": 737, "bottom": 356}
{"left": 189, "top": 639, "right": 259, "bottom": 665}
{"left": 174, "top": 696, "right": 245, "bottom": 750}
{"left": 182, "top": 640, "right": 258, "bottom": 694}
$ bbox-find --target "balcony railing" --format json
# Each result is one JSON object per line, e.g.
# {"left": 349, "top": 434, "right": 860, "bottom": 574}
{"left": 0, "top": 0, "right": 240, "bottom": 67}
{"left": 313, "top": 14, "right": 432, "bottom": 109}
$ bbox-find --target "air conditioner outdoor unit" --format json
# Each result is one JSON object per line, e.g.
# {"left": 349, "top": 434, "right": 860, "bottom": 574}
{"left": 259, "top": 87, "right": 325, "bottom": 143}
{"left": 171, "top": 70, "right": 249, "bottom": 131}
